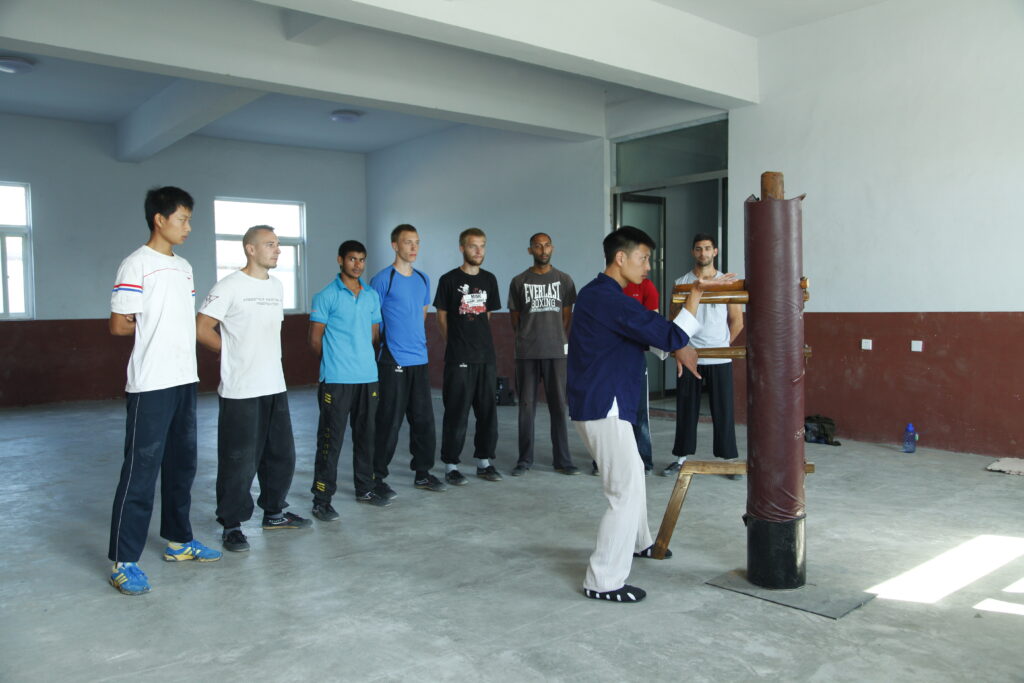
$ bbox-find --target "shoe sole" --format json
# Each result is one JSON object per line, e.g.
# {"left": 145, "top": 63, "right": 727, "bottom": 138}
{"left": 224, "top": 544, "right": 250, "bottom": 552}
{"left": 356, "top": 498, "right": 392, "bottom": 507}
{"left": 109, "top": 577, "right": 150, "bottom": 595}
{"left": 555, "top": 469, "right": 581, "bottom": 475}
{"left": 312, "top": 513, "right": 339, "bottom": 522}
{"left": 262, "top": 523, "right": 313, "bottom": 530}
{"left": 445, "top": 478, "right": 469, "bottom": 486}
{"left": 415, "top": 484, "right": 448, "bottom": 492}
{"left": 162, "top": 553, "right": 221, "bottom": 562}
{"left": 477, "top": 475, "right": 503, "bottom": 481}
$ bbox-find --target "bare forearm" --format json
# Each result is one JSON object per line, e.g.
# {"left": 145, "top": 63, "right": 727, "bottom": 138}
{"left": 109, "top": 313, "right": 136, "bottom": 336}
{"left": 436, "top": 311, "right": 448, "bottom": 344}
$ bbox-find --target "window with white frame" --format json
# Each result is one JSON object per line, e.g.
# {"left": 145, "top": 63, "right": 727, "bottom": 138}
{"left": 0, "top": 182, "right": 34, "bottom": 319}
{"left": 213, "top": 198, "right": 305, "bottom": 312}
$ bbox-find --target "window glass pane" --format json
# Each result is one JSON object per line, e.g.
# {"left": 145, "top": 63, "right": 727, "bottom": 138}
{"left": 276, "top": 245, "right": 297, "bottom": 310}
{"left": 216, "top": 239, "right": 246, "bottom": 281}
{"left": 615, "top": 119, "right": 728, "bottom": 187}
{"left": 0, "top": 185, "right": 27, "bottom": 225}
{"left": 214, "top": 200, "right": 302, "bottom": 238}
{"left": 6, "top": 235, "right": 25, "bottom": 314}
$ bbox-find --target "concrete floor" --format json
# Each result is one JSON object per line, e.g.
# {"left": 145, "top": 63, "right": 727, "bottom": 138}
{"left": 1, "top": 387, "right": 1022, "bottom": 682}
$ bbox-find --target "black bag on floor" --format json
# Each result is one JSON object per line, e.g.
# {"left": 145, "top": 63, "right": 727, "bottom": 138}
{"left": 805, "top": 414, "right": 841, "bottom": 446}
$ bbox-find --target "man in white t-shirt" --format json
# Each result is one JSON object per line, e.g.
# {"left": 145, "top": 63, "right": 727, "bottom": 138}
{"left": 663, "top": 233, "right": 744, "bottom": 478}
{"left": 197, "top": 225, "right": 311, "bottom": 553}
{"left": 107, "top": 186, "right": 221, "bottom": 597}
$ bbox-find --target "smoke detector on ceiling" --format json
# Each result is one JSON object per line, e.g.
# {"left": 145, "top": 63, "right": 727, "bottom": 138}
{"left": 0, "top": 56, "right": 36, "bottom": 74}
{"left": 330, "top": 109, "right": 364, "bottom": 123}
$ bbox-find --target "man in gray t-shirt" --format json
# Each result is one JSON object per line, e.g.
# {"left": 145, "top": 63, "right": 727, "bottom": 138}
{"left": 507, "top": 232, "right": 579, "bottom": 475}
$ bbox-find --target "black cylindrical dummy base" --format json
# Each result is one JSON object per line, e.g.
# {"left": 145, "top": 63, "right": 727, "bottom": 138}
{"left": 747, "top": 515, "right": 806, "bottom": 589}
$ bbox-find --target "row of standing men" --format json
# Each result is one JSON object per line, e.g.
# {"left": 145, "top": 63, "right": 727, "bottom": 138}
{"left": 104, "top": 186, "right": 741, "bottom": 598}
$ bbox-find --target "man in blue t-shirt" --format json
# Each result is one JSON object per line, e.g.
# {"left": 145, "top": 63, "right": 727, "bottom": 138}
{"left": 308, "top": 240, "right": 385, "bottom": 519}
{"left": 370, "top": 224, "right": 447, "bottom": 498}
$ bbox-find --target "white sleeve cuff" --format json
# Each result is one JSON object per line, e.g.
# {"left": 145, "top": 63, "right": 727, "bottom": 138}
{"left": 649, "top": 347, "right": 669, "bottom": 361}
{"left": 672, "top": 307, "right": 701, "bottom": 339}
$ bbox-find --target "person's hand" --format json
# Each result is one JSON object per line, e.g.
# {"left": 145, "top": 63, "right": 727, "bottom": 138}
{"left": 673, "top": 345, "right": 701, "bottom": 379}
{"left": 125, "top": 314, "right": 135, "bottom": 322}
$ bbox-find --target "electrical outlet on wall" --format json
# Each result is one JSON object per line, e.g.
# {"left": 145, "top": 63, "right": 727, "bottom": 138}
{"left": 861, "top": 339, "right": 872, "bottom": 350}
{"left": 911, "top": 340, "right": 923, "bottom": 352}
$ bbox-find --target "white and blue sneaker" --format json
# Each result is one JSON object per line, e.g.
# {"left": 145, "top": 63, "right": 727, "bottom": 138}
{"left": 110, "top": 563, "right": 151, "bottom": 595}
{"left": 163, "top": 539, "right": 223, "bottom": 562}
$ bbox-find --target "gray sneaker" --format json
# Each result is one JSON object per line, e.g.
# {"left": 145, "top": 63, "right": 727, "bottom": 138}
{"left": 312, "top": 502, "right": 340, "bottom": 521}
{"left": 476, "top": 465, "right": 503, "bottom": 482}
{"left": 356, "top": 491, "right": 393, "bottom": 507}
{"left": 661, "top": 462, "right": 682, "bottom": 477}
{"left": 510, "top": 464, "right": 529, "bottom": 477}
{"left": 445, "top": 470, "right": 468, "bottom": 486}
{"left": 414, "top": 473, "right": 448, "bottom": 492}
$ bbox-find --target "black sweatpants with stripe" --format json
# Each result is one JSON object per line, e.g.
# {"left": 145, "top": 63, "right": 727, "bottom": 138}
{"left": 108, "top": 383, "right": 197, "bottom": 563}
{"left": 311, "top": 382, "right": 378, "bottom": 501}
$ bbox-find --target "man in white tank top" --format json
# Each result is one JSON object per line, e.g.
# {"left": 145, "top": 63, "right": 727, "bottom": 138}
{"left": 662, "top": 233, "right": 744, "bottom": 478}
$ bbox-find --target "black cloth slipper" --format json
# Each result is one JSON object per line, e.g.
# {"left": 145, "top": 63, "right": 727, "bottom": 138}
{"left": 634, "top": 545, "right": 672, "bottom": 559}
{"left": 583, "top": 584, "right": 647, "bottom": 603}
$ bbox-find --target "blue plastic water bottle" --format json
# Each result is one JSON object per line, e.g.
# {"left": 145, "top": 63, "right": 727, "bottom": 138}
{"left": 902, "top": 423, "right": 917, "bottom": 453}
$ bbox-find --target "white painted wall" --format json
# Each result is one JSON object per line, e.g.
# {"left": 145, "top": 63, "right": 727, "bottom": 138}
{"left": 0, "top": 112, "right": 365, "bottom": 319}
{"left": 729, "top": 0, "right": 1024, "bottom": 312}
{"left": 366, "top": 126, "right": 609, "bottom": 301}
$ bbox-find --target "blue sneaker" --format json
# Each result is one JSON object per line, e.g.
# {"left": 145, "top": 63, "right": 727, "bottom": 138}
{"left": 163, "top": 539, "right": 223, "bottom": 562}
{"left": 110, "top": 563, "right": 151, "bottom": 595}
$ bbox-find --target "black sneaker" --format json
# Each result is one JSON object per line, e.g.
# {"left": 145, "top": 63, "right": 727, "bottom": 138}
{"left": 374, "top": 481, "right": 398, "bottom": 500}
{"left": 510, "top": 463, "right": 529, "bottom": 477}
{"left": 445, "top": 470, "right": 468, "bottom": 486}
{"left": 555, "top": 465, "right": 581, "bottom": 475}
{"left": 262, "top": 512, "right": 313, "bottom": 530}
{"left": 591, "top": 461, "right": 599, "bottom": 476}
{"left": 222, "top": 529, "right": 250, "bottom": 552}
{"left": 312, "top": 502, "right": 340, "bottom": 522}
{"left": 414, "top": 473, "right": 448, "bottom": 492}
{"left": 634, "top": 544, "right": 673, "bottom": 559}
{"left": 476, "top": 465, "right": 503, "bottom": 482}
{"left": 583, "top": 584, "right": 647, "bottom": 603}
{"left": 355, "top": 491, "right": 392, "bottom": 507}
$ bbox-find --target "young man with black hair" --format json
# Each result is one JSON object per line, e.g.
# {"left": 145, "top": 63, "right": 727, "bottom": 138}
{"left": 507, "top": 232, "right": 578, "bottom": 476}
{"left": 433, "top": 228, "right": 503, "bottom": 485}
{"left": 568, "top": 226, "right": 726, "bottom": 603}
{"left": 664, "top": 233, "right": 744, "bottom": 478}
{"left": 308, "top": 241, "right": 385, "bottom": 518}
{"left": 108, "top": 186, "right": 221, "bottom": 596}
{"left": 370, "top": 224, "right": 447, "bottom": 497}
{"left": 197, "top": 226, "right": 311, "bottom": 553}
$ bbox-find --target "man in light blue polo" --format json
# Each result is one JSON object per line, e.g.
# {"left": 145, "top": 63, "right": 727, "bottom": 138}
{"left": 308, "top": 240, "right": 386, "bottom": 520}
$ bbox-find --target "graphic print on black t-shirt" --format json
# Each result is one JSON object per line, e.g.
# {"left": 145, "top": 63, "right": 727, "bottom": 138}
{"left": 457, "top": 283, "right": 489, "bottom": 317}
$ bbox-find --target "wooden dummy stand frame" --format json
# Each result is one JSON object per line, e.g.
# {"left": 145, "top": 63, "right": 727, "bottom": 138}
{"left": 651, "top": 274, "right": 814, "bottom": 560}
{"left": 651, "top": 461, "right": 816, "bottom": 560}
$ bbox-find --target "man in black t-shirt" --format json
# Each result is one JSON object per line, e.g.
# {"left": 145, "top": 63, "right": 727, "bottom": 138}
{"left": 433, "top": 227, "right": 503, "bottom": 485}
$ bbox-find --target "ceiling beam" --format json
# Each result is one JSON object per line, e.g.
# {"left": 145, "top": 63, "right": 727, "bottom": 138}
{"left": 282, "top": 8, "right": 352, "bottom": 45}
{"left": 116, "top": 80, "right": 264, "bottom": 162}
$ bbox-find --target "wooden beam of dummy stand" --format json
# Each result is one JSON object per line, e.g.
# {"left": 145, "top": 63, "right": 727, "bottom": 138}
{"left": 670, "top": 278, "right": 809, "bottom": 306}
{"left": 651, "top": 461, "right": 816, "bottom": 560}
{"left": 697, "top": 346, "right": 812, "bottom": 360}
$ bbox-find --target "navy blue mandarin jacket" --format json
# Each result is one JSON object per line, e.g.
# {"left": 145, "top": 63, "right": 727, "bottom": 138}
{"left": 567, "top": 273, "right": 699, "bottom": 424}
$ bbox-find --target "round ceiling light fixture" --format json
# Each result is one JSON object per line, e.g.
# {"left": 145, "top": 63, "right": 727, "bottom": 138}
{"left": 330, "top": 109, "right": 364, "bottom": 123}
{"left": 0, "top": 56, "right": 36, "bottom": 75}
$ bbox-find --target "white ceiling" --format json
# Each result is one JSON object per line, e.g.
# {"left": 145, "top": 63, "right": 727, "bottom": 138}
{"left": 652, "top": 0, "right": 890, "bottom": 37}
{"left": 0, "top": 1, "right": 892, "bottom": 155}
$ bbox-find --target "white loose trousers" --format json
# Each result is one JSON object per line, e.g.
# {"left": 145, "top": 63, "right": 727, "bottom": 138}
{"left": 574, "top": 416, "right": 653, "bottom": 592}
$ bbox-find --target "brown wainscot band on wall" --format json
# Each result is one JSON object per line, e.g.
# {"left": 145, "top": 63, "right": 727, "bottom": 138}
{"left": 0, "top": 311, "right": 1020, "bottom": 458}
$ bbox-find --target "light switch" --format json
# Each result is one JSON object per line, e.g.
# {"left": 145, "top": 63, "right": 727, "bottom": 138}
{"left": 911, "top": 340, "right": 923, "bottom": 352}
{"left": 861, "top": 339, "right": 872, "bottom": 350}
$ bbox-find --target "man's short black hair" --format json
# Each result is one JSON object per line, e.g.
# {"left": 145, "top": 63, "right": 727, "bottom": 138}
{"left": 692, "top": 232, "right": 717, "bottom": 249}
{"left": 603, "top": 226, "right": 655, "bottom": 265}
{"left": 145, "top": 186, "right": 193, "bottom": 231}
{"left": 338, "top": 240, "right": 366, "bottom": 259}
{"left": 391, "top": 224, "right": 417, "bottom": 243}
{"left": 528, "top": 232, "right": 550, "bottom": 245}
